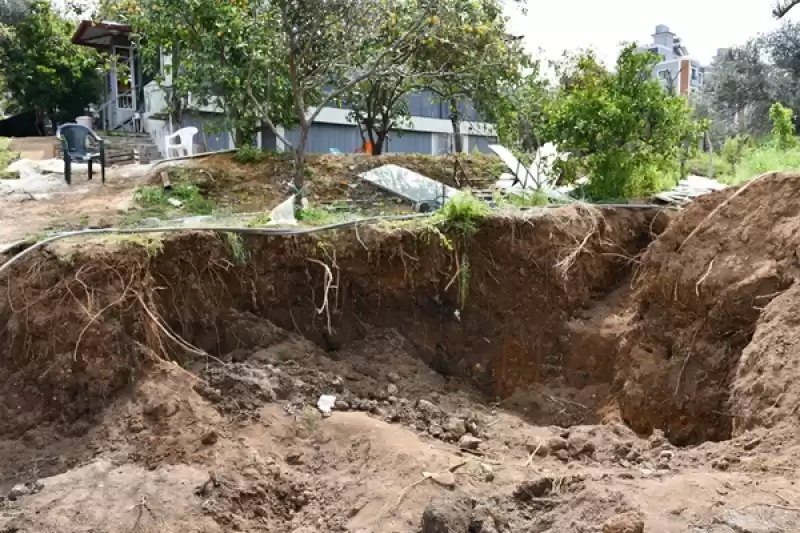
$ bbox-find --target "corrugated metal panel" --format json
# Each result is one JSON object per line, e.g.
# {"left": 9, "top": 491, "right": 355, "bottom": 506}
{"left": 469, "top": 136, "right": 498, "bottom": 154}
{"left": 407, "top": 91, "right": 447, "bottom": 119}
{"left": 285, "top": 124, "right": 363, "bottom": 153}
{"left": 260, "top": 126, "right": 277, "bottom": 151}
{"left": 181, "top": 115, "right": 231, "bottom": 151}
{"left": 386, "top": 131, "right": 432, "bottom": 154}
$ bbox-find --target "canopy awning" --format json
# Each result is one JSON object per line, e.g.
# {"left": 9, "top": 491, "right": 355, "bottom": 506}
{"left": 72, "top": 20, "right": 133, "bottom": 50}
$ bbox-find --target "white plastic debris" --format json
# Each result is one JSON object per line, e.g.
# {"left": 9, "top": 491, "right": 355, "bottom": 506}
{"left": 268, "top": 195, "right": 309, "bottom": 226}
{"left": 167, "top": 197, "right": 183, "bottom": 207}
{"left": 317, "top": 394, "right": 336, "bottom": 414}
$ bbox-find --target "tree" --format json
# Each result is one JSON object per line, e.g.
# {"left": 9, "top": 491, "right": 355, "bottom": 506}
{"left": 0, "top": 1, "right": 102, "bottom": 131}
{"left": 342, "top": 76, "right": 413, "bottom": 155}
{"left": 484, "top": 69, "right": 550, "bottom": 153}
{"left": 769, "top": 102, "right": 797, "bottom": 149}
{"left": 545, "top": 45, "right": 700, "bottom": 199}
{"left": 774, "top": 0, "right": 800, "bottom": 17}
{"left": 240, "top": 0, "right": 443, "bottom": 204}
{"left": 116, "top": 0, "right": 294, "bottom": 142}
{"left": 412, "top": 0, "right": 528, "bottom": 153}
{"left": 700, "top": 41, "right": 773, "bottom": 138}
{"left": 0, "top": 0, "right": 30, "bottom": 25}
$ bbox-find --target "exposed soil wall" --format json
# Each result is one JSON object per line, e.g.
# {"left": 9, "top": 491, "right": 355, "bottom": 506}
{"left": 0, "top": 206, "right": 658, "bottom": 436}
{"left": 616, "top": 172, "right": 800, "bottom": 445}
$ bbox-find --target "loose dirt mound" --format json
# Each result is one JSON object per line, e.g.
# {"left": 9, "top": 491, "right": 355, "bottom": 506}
{"left": 617, "top": 171, "right": 800, "bottom": 444}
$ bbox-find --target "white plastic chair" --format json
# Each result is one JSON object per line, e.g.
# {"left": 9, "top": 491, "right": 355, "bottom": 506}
{"left": 164, "top": 126, "right": 198, "bottom": 158}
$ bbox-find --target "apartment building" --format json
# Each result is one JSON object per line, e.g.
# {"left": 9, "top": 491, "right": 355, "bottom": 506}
{"left": 637, "top": 25, "right": 710, "bottom": 95}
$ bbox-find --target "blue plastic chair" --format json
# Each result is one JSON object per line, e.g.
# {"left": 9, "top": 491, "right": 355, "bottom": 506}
{"left": 56, "top": 123, "right": 106, "bottom": 185}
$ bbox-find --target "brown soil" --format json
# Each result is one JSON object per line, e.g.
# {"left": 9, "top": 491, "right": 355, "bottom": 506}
{"left": 1, "top": 174, "right": 800, "bottom": 532}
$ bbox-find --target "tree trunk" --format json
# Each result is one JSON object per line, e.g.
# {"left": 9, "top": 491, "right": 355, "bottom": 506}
{"left": 372, "top": 133, "right": 386, "bottom": 155}
{"left": 169, "top": 43, "right": 183, "bottom": 128}
{"left": 293, "top": 125, "right": 309, "bottom": 210}
{"left": 706, "top": 131, "right": 715, "bottom": 178}
{"left": 449, "top": 98, "right": 463, "bottom": 153}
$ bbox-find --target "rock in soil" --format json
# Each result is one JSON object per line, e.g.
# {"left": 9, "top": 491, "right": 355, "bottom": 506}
{"left": 421, "top": 495, "right": 472, "bottom": 533}
{"left": 458, "top": 434, "right": 482, "bottom": 450}
{"left": 602, "top": 512, "right": 645, "bottom": 533}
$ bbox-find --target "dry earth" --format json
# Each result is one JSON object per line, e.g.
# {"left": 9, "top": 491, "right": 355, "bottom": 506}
{"left": 0, "top": 165, "right": 799, "bottom": 533}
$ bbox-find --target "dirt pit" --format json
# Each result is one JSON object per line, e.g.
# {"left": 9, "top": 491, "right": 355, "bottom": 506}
{"left": 1, "top": 189, "right": 800, "bottom": 533}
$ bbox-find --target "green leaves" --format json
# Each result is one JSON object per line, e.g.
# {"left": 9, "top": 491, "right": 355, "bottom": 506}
{"left": 0, "top": 1, "right": 102, "bottom": 126}
{"left": 545, "top": 44, "right": 701, "bottom": 200}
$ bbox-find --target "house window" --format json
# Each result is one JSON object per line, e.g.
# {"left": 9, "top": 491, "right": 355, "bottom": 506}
{"left": 657, "top": 69, "right": 670, "bottom": 81}
{"left": 691, "top": 67, "right": 698, "bottom": 81}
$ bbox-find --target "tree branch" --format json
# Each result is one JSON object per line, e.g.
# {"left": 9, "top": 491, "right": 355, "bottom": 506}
{"left": 307, "top": 14, "right": 428, "bottom": 124}
{"left": 245, "top": 52, "right": 293, "bottom": 150}
{"left": 775, "top": 0, "right": 800, "bottom": 17}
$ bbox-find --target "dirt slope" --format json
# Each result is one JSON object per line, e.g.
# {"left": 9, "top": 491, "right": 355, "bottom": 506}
{"left": 617, "top": 171, "right": 800, "bottom": 444}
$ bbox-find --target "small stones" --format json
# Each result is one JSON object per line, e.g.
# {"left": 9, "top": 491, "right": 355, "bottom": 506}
{"left": 142, "top": 398, "right": 180, "bottom": 419}
{"left": 334, "top": 400, "right": 350, "bottom": 411}
{"left": 602, "top": 512, "right": 645, "bottom": 533}
{"left": 458, "top": 434, "right": 482, "bottom": 450}
{"left": 444, "top": 417, "right": 467, "bottom": 439}
{"left": 421, "top": 495, "right": 471, "bottom": 533}
{"left": 525, "top": 440, "right": 549, "bottom": 457}
{"left": 286, "top": 451, "right": 305, "bottom": 465}
{"left": 386, "top": 383, "right": 399, "bottom": 395}
{"left": 743, "top": 436, "right": 762, "bottom": 451}
{"left": 417, "top": 399, "right": 440, "bottom": 416}
{"left": 330, "top": 376, "right": 345, "bottom": 392}
{"left": 127, "top": 420, "right": 145, "bottom": 434}
{"left": 7, "top": 481, "right": 42, "bottom": 502}
{"left": 567, "top": 434, "right": 595, "bottom": 458}
{"left": 479, "top": 463, "right": 495, "bottom": 482}
{"left": 648, "top": 430, "right": 667, "bottom": 449}
{"left": 387, "top": 371, "right": 401, "bottom": 384}
{"left": 429, "top": 471, "right": 457, "bottom": 489}
{"left": 201, "top": 430, "right": 219, "bottom": 445}
{"left": 555, "top": 449, "right": 570, "bottom": 462}
{"left": 547, "top": 436, "right": 569, "bottom": 452}
{"left": 712, "top": 458, "right": 730, "bottom": 471}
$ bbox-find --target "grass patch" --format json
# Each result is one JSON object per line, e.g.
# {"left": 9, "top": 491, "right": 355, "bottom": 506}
{"left": 728, "top": 146, "right": 800, "bottom": 185}
{"left": 244, "top": 212, "right": 272, "bottom": 227}
{"left": 221, "top": 231, "right": 248, "bottom": 265}
{"left": 685, "top": 153, "right": 732, "bottom": 180}
{"left": 494, "top": 189, "right": 551, "bottom": 207}
{"left": 133, "top": 183, "right": 214, "bottom": 215}
{"left": 0, "top": 137, "right": 19, "bottom": 174}
{"left": 432, "top": 191, "right": 489, "bottom": 238}
{"left": 232, "top": 145, "right": 267, "bottom": 164}
{"left": 297, "top": 206, "right": 346, "bottom": 225}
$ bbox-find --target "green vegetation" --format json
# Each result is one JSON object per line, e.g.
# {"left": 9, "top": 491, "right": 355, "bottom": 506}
{"left": 232, "top": 145, "right": 267, "bottom": 164}
{"left": 297, "top": 206, "right": 346, "bottom": 226}
{"left": 133, "top": 184, "right": 214, "bottom": 216}
{"left": 0, "top": 137, "right": 18, "bottom": 178}
{"left": 433, "top": 191, "right": 489, "bottom": 239}
{"left": 0, "top": 1, "right": 102, "bottom": 131}
{"left": 221, "top": 232, "right": 248, "bottom": 265}
{"left": 545, "top": 46, "right": 702, "bottom": 200}
{"left": 770, "top": 103, "right": 797, "bottom": 150}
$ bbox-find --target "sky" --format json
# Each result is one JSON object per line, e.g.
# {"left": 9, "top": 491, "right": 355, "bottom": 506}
{"left": 505, "top": 0, "right": 798, "bottom": 67}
